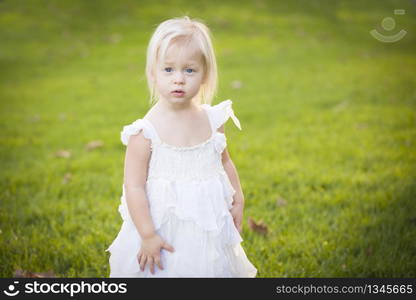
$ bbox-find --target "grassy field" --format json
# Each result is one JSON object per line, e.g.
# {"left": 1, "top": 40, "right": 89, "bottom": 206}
{"left": 0, "top": 0, "right": 415, "bottom": 277}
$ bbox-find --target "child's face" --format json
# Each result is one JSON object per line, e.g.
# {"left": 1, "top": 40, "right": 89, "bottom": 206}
{"left": 154, "top": 39, "right": 205, "bottom": 105}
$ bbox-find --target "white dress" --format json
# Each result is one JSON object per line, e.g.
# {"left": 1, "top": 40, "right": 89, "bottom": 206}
{"left": 105, "top": 99, "right": 258, "bottom": 277}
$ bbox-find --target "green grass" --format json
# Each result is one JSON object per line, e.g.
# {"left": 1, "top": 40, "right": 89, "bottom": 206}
{"left": 1, "top": 0, "right": 415, "bottom": 277}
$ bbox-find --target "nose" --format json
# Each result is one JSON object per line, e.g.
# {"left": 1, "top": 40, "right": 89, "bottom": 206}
{"left": 173, "top": 71, "right": 185, "bottom": 85}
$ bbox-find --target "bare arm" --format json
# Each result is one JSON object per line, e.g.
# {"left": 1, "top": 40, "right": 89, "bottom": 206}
{"left": 123, "top": 132, "right": 156, "bottom": 239}
{"left": 218, "top": 124, "right": 245, "bottom": 206}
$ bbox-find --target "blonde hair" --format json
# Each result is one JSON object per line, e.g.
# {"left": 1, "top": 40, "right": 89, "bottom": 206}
{"left": 145, "top": 16, "right": 218, "bottom": 106}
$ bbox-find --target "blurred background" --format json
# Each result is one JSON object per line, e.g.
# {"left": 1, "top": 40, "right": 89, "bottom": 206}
{"left": 0, "top": 0, "right": 415, "bottom": 277}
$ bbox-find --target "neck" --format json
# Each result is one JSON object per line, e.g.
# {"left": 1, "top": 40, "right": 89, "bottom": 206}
{"left": 156, "top": 96, "right": 200, "bottom": 115}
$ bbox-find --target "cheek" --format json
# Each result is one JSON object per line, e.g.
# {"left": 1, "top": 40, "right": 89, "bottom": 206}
{"left": 188, "top": 79, "right": 201, "bottom": 90}
{"left": 156, "top": 76, "right": 169, "bottom": 87}
{"left": 190, "top": 73, "right": 204, "bottom": 85}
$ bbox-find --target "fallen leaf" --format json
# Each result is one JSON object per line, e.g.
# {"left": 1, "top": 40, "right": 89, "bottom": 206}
{"left": 85, "top": 140, "right": 104, "bottom": 151}
{"left": 62, "top": 172, "right": 72, "bottom": 184}
{"left": 248, "top": 216, "right": 268, "bottom": 235}
{"left": 55, "top": 150, "right": 71, "bottom": 158}
{"left": 14, "top": 269, "right": 56, "bottom": 278}
{"left": 276, "top": 196, "right": 287, "bottom": 207}
{"left": 230, "top": 80, "right": 242, "bottom": 89}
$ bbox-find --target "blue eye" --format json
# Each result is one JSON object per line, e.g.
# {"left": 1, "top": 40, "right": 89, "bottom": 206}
{"left": 185, "top": 68, "right": 194, "bottom": 73}
{"left": 164, "top": 67, "right": 173, "bottom": 72}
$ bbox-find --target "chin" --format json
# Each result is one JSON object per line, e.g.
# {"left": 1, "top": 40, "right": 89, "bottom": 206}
{"left": 169, "top": 94, "right": 195, "bottom": 102}
{"left": 168, "top": 97, "right": 189, "bottom": 103}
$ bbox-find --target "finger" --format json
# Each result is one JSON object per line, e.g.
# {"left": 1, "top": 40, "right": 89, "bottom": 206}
{"left": 155, "top": 256, "right": 163, "bottom": 271}
{"left": 137, "top": 251, "right": 142, "bottom": 264}
{"left": 140, "top": 255, "right": 147, "bottom": 272}
{"left": 162, "top": 242, "right": 175, "bottom": 252}
{"left": 148, "top": 256, "right": 155, "bottom": 274}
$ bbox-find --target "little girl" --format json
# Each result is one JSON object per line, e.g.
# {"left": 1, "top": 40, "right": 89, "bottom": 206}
{"left": 106, "top": 16, "right": 257, "bottom": 277}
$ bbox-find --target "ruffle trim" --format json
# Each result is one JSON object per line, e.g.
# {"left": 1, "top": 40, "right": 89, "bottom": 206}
{"left": 213, "top": 132, "right": 227, "bottom": 154}
{"left": 116, "top": 172, "right": 236, "bottom": 231}
{"left": 106, "top": 211, "right": 257, "bottom": 277}
{"left": 203, "top": 99, "right": 242, "bottom": 131}
{"left": 105, "top": 174, "right": 257, "bottom": 277}
{"left": 120, "top": 119, "right": 154, "bottom": 146}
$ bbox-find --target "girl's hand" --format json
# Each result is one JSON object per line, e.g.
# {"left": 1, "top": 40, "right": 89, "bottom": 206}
{"left": 230, "top": 201, "right": 244, "bottom": 234}
{"left": 137, "top": 233, "right": 175, "bottom": 274}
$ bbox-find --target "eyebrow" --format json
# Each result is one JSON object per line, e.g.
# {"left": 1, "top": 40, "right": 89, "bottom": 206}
{"left": 164, "top": 61, "right": 198, "bottom": 66}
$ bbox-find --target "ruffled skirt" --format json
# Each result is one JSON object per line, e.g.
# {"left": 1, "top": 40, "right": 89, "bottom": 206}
{"left": 105, "top": 172, "right": 257, "bottom": 277}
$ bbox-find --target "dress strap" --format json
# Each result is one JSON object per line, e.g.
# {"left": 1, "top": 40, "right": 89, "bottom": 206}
{"left": 202, "top": 99, "right": 242, "bottom": 131}
{"left": 120, "top": 118, "right": 160, "bottom": 146}
{"left": 142, "top": 119, "right": 162, "bottom": 143}
{"left": 200, "top": 103, "right": 215, "bottom": 133}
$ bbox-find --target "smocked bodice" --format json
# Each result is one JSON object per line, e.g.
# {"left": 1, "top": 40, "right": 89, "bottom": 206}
{"left": 120, "top": 99, "right": 242, "bottom": 182}
{"left": 147, "top": 130, "right": 226, "bottom": 181}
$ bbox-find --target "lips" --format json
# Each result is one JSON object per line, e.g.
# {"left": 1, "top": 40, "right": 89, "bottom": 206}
{"left": 171, "top": 89, "right": 185, "bottom": 97}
